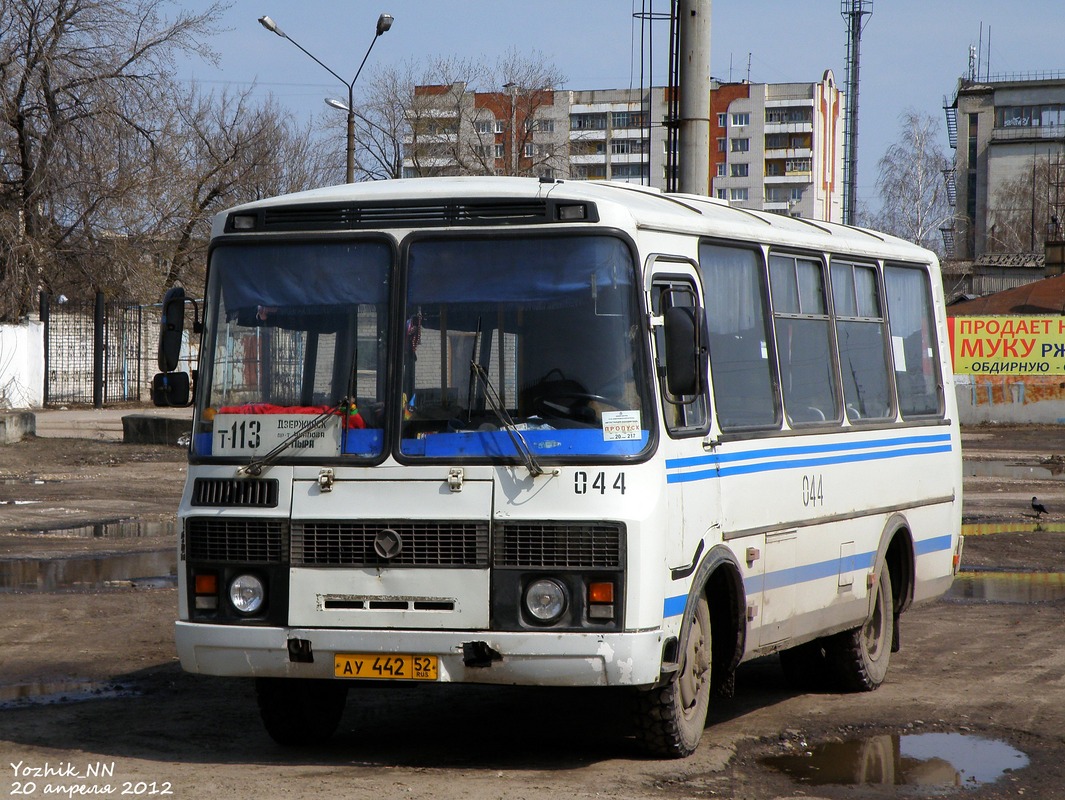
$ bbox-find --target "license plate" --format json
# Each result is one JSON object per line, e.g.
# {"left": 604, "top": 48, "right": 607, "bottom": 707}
{"left": 334, "top": 653, "right": 438, "bottom": 681}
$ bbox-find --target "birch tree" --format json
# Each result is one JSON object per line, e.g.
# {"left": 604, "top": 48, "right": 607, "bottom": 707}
{"left": 870, "top": 110, "right": 951, "bottom": 256}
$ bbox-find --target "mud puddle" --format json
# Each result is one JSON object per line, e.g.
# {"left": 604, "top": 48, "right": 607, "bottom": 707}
{"left": 13, "top": 518, "right": 177, "bottom": 539}
{"left": 964, "top": 459, "right": 1065, "bottom": 480}
{"left": 0, "top": 679, "right": 136, "bottom": 709}
{"left": 946, "top": 571, "right": 1065, "bottom": 603}
{"left": 764, "top": 731, "right": 1028, "bottom": 789}
{"left": 0, "top": 549, "right": 176, "bottom": 592}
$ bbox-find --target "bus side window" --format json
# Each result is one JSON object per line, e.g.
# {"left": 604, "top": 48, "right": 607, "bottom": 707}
{"left": 769, "top": 253, "right": 841, "bottom": 427}
{"left": 885, "top": 265, "right": 944, "bottom": 418}
{"left": 700, "top": 243, "right": 780, "bottom": 431}
{"left": 831, "top": 262, "right": 894, "bottom": 422}
{"left": 651, "top": 279, "right": 708, "bottom": 436}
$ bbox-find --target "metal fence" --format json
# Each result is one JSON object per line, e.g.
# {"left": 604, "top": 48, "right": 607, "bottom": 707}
{"left": 41, "top": 293, "right": 166, "bottom": 407}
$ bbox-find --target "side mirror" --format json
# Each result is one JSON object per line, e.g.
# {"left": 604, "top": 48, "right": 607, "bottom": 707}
{"left": 158, "top": 286, "right": 187, "bottom": 372}
{"left": 152, "top": 371, "right": 190, "bottom": 407}
{"left": 663, "top": 305, "right": 706, "bottom": 398}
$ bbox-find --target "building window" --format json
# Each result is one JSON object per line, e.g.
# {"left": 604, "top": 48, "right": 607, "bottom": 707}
{"left": 612, "top": 163, "right": 649, "bottom": 179}
{"left": 475, "top": 119, "right": 493, "bottom": 134}
{"left": 611, "top": 110, "right": 646, "bottom": 129}
{"left": 717, "top": 163, "right": 726, "bottom": 177}
{"left": 716, "top": 189, "right": 727, "bottom": 200}
{"left": 526, "top": 118, "right": 555, "bottom": 133}
{"left": 717, "top": 137, "right": 727, "bottom": 153}
{"left": 571, "top": 113, "right": 607, "bottom": 130}
{"left": 785, "top": 158, "right": 811, "bottom": 173}
{"left": 494, "top": 144, "right": 505, "bottom": 159}
{"left": 524, "top": 143, "right": 535, "bottom": 158}
{"left": 574, "top": 164, "right": 607, "bottom": 179}
{"left": 731, "top": 112, "right": 750, "bottom": 126}
{"left": 730, "top": 163, "right": 749, "bottom": 178}
{"left": 717, "top": 113, "right": 727, "bottom": 127}
{"left": 731, "top": 138, "right": 750, "bottom": 153}
{"left": 730, "top": 188, "right": 749, "bottom": 201}
{"left": 495, "top": 120, "right": 506, "bottom": 134}
{"left": 766, "top": 108, "right": 812, "bottom": 125}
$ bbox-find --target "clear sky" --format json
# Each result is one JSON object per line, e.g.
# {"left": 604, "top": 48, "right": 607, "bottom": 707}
{"left": 176, "top": 1, "right": 1064, "bottom": 209}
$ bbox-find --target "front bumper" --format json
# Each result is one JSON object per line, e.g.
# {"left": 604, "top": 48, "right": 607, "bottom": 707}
{"left": 175, "top": 621, "right": 666, "bottom": 687}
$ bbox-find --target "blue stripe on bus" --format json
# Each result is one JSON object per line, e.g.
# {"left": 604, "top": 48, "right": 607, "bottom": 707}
{"left": 663, "top": 594, "right": 688, "bottom": 618}
{"left": 662, "top": 534, "right": 955, "bottom": 618}
{"left": 665, "top": 434, "right": 954, "bottom": 484}
{"left": 664, "top": 433, "right": 953, "bottom": 470}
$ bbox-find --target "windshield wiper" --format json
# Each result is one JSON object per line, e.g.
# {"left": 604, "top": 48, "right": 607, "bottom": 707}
{"left": 469, "top": 361, "right": 546, "bottom": 478}
{"left": 237, "top": 398, "right": 349, "bottom": 477}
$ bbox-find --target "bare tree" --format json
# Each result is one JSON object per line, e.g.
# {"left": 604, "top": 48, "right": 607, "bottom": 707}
{"left": 148, "top": 85, "right": 331, "bottom": 293}
{"left": 353, "top": 52, "right": 568, "bottom": 180}
{"left": 870, "top": 109, "right": 951, "bottom": 256}
{"left": 0, "top": 0, "right": 228, "bottom": 320}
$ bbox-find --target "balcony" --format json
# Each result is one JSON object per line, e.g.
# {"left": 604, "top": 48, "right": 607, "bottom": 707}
{"left": 990, "top": 124, "right": 1065, "bottom": 143}
{"left": 764, "top": 147, "right": 813, "bottom": 160}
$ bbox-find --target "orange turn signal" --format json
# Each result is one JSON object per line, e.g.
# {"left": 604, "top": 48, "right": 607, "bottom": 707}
{"left": 588, "top": 581, "right": 614, "bottom": 604}
{"left": 194, "top": 573, "right": 218, "bottom": 595}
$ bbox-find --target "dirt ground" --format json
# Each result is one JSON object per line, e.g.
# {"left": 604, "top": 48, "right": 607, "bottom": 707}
{"left": 1, "top": 424, "right": 1065, "bottom": 799}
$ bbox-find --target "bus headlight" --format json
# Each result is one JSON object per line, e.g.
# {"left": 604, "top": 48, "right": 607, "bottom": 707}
{"left": 229, "top": 574, "right": 265, "bottom": 614}
{"left": 524, "top": 578, "right": 567, "bottom": 622}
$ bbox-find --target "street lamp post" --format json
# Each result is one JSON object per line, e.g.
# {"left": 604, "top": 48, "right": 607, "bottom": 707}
{"left": 258, "top": 13, "right": 393, "bottom": 183}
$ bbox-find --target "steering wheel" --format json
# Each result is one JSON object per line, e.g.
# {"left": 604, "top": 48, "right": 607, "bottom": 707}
{"left": 534, "top": 390, "right": 628, "bottom": 421}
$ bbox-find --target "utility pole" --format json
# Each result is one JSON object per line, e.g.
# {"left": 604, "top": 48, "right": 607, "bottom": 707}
{"left": 677, "top": 0, "right": 711, "bottom": 195}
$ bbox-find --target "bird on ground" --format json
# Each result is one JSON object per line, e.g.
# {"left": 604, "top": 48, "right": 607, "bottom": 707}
{"left": 1032, "top": 496, "right": 1048, "bottom": 517}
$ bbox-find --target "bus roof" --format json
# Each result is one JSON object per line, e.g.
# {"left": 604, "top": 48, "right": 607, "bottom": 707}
{"left": 217, "top": 176, "right": 935, "bottom": 266}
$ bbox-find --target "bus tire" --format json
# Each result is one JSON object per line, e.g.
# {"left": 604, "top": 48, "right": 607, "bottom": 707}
{"left": 255, "top": 677, "right": 348, "bottom": 746}
{"left": 826, "top": 564, "right": 894, "bottom": 691}
{"left": 635, "top": 594, "right": 711, "bottom": 758}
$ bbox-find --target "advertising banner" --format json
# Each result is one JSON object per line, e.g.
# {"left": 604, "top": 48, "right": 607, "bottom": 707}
{"left": 948, "top": 316, "right": 1065, "bottom": 375}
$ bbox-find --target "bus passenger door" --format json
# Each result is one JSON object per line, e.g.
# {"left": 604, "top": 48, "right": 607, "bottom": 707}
{"left": 650, "top": 266, "right": 719, "bottom": 576}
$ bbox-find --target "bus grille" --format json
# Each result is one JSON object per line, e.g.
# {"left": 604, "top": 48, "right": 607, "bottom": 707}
{"left": 292, "top": 521, "right": 490, "bottom": 568}
{"left": 495, "top": 522, "right": 624, "bottom": 568}
{"left": 191, "top": 478, "right": 279, "bottom": 507}
{"left": 184, "top": 518, "right": 289, "bottom": 564}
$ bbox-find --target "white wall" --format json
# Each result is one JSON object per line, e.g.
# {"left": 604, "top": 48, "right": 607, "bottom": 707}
{"left": 0, "top": 320, "right": 45, "bottom": 409}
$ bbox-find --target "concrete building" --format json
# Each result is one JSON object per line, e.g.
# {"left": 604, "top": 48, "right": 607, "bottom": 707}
{"left": 402, "top": 82, "right": 570, "bottom": 179}
{"left": 403, "top": 74, "right": 845, "bottom": 223}
{"left": 711, "top": 71, "right": 845, "bottom": 223}
{"left": 945, "top": 73, "right": 1065, "bottom": 265}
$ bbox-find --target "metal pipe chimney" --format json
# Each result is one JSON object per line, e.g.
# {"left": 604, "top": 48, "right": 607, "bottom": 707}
{"left": 677, "top": 0, "right": 711, "bottom": 195}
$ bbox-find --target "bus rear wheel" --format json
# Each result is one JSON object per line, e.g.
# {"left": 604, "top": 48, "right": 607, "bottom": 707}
{"left": 826, "top": 564, "right": 894, "bottom": 691}
{"left": 255, "top": 678, "right": 348, "bottom": 746}
{"left": 635, "top": 594, "right": 711, "bottom": 757}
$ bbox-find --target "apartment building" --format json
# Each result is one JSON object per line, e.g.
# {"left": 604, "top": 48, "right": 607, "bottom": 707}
{"left": 403, "top": 73, "right": 844, "bottom": 223}
{"left": 711, "top": 71, "right": 844, "bottom": 223}
{"left": 945, "top": 73, "right": 1065, "bottom": 263}
{"left": 402, "top": 82, "right": 570, "bottom": 179}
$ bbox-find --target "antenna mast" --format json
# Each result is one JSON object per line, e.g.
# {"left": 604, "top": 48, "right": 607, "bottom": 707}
{"left": 841, "top": 0, "right": 872, "bottom": 225}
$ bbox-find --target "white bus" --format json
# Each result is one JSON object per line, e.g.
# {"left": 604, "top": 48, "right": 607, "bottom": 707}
{"left": 156, "top": 176, "right": 962, "bottom": 757}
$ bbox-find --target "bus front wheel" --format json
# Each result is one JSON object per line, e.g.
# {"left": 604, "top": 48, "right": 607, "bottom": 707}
{"left": 255, "top": 677, "right": 348, "bottom": 746}
{"left": 826, "top": 564, "right": 894, "bottom": 691}
{"left": 635, "top": 594, "right": 711, "bottom": 757}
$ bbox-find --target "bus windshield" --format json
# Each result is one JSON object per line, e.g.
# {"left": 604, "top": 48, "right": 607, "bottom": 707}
{"left": 192, "top": 233, "right": 650, "bottom": 463}
{"left": 194, "top": 239, "right": 391, "bottom": 460}
{"left": 400, "top": 234, "right": 651, "bottom": 461}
